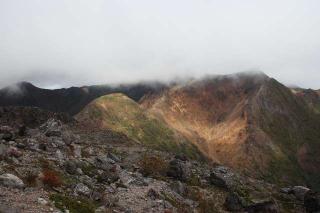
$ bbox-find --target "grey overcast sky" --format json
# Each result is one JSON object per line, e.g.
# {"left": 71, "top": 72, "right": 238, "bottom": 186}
{"left": 0, "top": 0, "right": 320, "bottom": 89}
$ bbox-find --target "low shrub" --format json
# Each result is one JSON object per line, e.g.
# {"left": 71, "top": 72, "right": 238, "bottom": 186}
{"left": 41, "top": 169, "right": 62, "bottom": 187}
{"left": 139, "top": 153, "right": 168, "bottom": 177}
{"left": 50, "top": 194, "right": 96, "bottom": 213}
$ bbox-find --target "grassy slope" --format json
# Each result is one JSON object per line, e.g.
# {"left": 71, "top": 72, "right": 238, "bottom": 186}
{"left": 76, "top": 93, "right": 204, "bottom": 160}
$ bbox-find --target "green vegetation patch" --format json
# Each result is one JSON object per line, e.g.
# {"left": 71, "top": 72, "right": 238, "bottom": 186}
{"left": 83, "top": 93, "right": 205, "bottom": 161}
{"left": 50, "top": 194, "right": 96, "bottom": 213}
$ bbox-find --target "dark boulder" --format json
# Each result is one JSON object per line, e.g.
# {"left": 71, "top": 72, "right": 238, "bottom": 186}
{"left": 245, "top": 200, "right": 279, "bottom": 213}
{"left": 38, "top": 143, "right": 47, "bottom": 151}
{"left": 167, "top": 159, "right": 190, "bottom": 181}
{"left": 45, "top": 130, "right": 62, "bottom": 137}
{"left": 18, "top": 125, "right": 26, "bottom": 136}
{"left": 1, "top": 132, "right": 13, "bottom": 141}
{"left": 94, "top": 156, "right": 114, "bottom": 171}
{"left": 209, "top": 166, "right": 236, "bottom": 189}
{"left": 174, "top": 154, "right": 188, "bottom": 162}
{"left": 224, "top": 192, "right": 243, "bottom": 211}
{"left": 97, "top": 171, "right": 119, "bottom": 184}
{"left": 304, "top": 191, "right": 320, "bottom": 213}
{"left": 64, "top": 160, "right": 78, "bottom": 175}
{"left": 292, "top": 186, "right": 310, "bottom": 201}
{"left": 0, "top": 126, "right": 14, "bottom": 141}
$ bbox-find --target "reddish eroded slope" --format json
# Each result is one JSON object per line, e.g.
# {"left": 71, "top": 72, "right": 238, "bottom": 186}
{"left": 142, "top": 72, "right": 320, "bottom": 188}
{"left": 142, "top": 73, "right": 269, "bottom": 167}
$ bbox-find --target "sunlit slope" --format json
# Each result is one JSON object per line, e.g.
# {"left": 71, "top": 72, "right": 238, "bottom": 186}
{"left": 142, "top": 73, "right": 320, "bottom": 188}
{"left": 76, "top": 93, "right": 203, "bottom": 160}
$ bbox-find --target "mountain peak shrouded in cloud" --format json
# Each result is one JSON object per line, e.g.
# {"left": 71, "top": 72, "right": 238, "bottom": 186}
{"left": 0, "top": 0, "right": 320, "bottom": 89}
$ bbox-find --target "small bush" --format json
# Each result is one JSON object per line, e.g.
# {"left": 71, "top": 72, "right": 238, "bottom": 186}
{"left": 187, "top": 173, "right": 202, "bottom": 186}
{"left": 81, "top": 163, "right": 96, "bottom": 177}
{"left": 139, "top": 153, "right": 168, "bottom": 177}
{"left": 41, "top": 169, "right": 62, "bottom": 187}
{"left": 186, "top": 187, "right": 220, "bottom": 213}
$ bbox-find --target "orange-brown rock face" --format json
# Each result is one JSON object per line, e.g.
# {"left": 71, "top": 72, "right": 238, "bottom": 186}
{"left": 142, "top": 73, "right": 320, "bottom": 187}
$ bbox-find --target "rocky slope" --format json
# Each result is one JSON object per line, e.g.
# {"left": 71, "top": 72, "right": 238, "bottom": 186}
{"left": 0, "top": 107, "right": 315, "bottom": 212}
{"left": 0, "top": 82, "right": 166, "bottom": 115}
{"left": 141, "top": 72, "right": 320, "bottom": 189}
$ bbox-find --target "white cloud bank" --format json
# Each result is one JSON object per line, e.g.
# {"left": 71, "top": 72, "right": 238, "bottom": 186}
{"left": 0, "top": 0, "right": 319, "bottom": 88}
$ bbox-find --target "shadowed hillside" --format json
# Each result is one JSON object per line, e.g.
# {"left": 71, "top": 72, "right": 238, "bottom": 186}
{"left": 291, "top": 87, "right": 320, "bottom": 113}
{"left": 0, "top": 82, "right": 167, "bottom": 115}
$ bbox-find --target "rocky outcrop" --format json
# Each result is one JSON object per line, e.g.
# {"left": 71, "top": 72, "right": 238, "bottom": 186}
{"left": 292, "top": 186, "right": 311, "bottom": 201}
{"left": 167, "top": 159, "right": 191, "bottom": 182}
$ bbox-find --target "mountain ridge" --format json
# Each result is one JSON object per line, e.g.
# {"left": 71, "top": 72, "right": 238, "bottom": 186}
{"left": 1, "top": 72, "right": 319, "bottom": 189}
{"left": 140, "top": 74, "right": 320, "bottom": 189}
{"left": 0, "top": 81, "right": 168, "bottom": 115}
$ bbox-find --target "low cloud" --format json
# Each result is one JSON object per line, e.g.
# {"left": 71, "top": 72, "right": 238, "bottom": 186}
{"left": 0, "top": 0, "right": 320, "bottom": 89}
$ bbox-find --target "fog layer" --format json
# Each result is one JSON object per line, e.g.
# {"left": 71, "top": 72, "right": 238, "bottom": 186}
{"left": 0, "top": 0, "right": 320, "bottom": 88}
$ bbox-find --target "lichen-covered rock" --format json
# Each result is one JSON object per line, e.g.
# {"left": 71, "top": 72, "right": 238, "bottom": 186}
{"left": 0, "top": 174, "right": 24, "bottom": 188}
{"left": 74, "top": 183, "right": 91, "bottom": 197}
{"left": 107, "top": 152, "right": 121, "bottom": 163}
{"left": 209, "top": 166, "right": 237, "bottom": 189}
{"left": 40, "top": 118, "right": 63, "bottom": 137}
{"left": 94, "top": 156, "right": 115, "bottom": 171}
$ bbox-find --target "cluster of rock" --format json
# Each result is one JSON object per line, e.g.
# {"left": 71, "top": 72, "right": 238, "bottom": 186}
{"left": 0, "top": 117, "right": 319, "bottom": 212}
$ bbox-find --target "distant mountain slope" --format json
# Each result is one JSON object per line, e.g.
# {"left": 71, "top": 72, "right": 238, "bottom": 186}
{"left": 76, "top": 93, "right": 204, "bottom": 160}
{"left": 0, "top": 106, "right": 74, "bottom": 128}
{"left": 291, "top": 87, "right": 320, "bottom": 113}
{"left": 0, "top": 82, "right": 167, "bottom": 115}
{"left": 141, "top": 72, "right": 320, "bottom": 188}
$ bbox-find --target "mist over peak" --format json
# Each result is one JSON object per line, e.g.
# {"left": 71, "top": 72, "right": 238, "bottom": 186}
{"left": 1, "top": 0, "right": 320, "bottom": 89}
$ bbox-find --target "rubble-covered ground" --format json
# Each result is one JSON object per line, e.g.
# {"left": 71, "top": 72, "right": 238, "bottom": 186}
{"left": 0, "top": 107, "right": 318, "bottom": 213}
